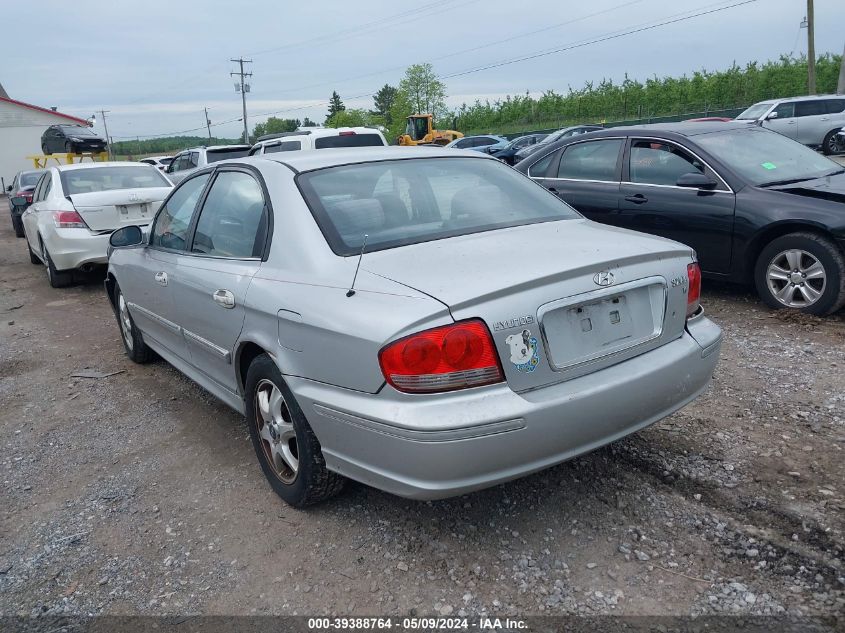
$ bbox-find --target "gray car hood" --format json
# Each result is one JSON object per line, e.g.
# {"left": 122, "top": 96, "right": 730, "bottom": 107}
{"left": 361, "top": 219, "right": 690, "bottom": 309}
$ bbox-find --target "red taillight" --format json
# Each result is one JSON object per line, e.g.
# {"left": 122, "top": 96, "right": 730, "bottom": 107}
{"left": 338, "top": 131, "right": 356, "bottom": 136}
{"left": 379, "top": 319, "right": 504, "bottom": 393}
{"left": 686, "top": 262, "right": 701, "bottom": 317}
{"left": 53, "top": 210, "right": 87, "bottom": 229}
{"left": 21, "top": 192, "right": 33, "bottom": 202}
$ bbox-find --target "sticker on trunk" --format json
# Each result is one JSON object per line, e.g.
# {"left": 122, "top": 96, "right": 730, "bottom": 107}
{"left": 505, "top": 329, "right": 540, "bottom": 372}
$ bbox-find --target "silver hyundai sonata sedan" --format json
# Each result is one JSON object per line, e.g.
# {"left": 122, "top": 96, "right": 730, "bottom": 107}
{"left": 106, "top": 147, "right": 722, "bottom": 507}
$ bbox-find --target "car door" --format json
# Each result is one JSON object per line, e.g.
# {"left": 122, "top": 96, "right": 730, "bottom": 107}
{"left": 762, "top": 102, "right": 797, "bottom": 140}
{"left": 119, "top": 172, "right": 212, "bottom": 359}
{"left": 169, "top": 168, "right": 269, "bottom": 394}
{"left": 795, "top": 100, "right": 829, "bottom": 145}
{"left": 618, "top": 138, "right": 735, "bottom": 274}
{"left": 532, "top": 138, "right": 624, "bottom": 221}
{"left": 165, "top": 153, "right": 190, "bottom": 184}
{"left": 22, "top": 173, "right": 49, "bottom": 252}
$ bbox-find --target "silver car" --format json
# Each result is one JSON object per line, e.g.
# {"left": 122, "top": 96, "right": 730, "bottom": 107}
{"left": 736, "top": 94, "right": 845, "bottom": 154}
{"left": 106, "top": 148, "right": 722, "bottom": 507}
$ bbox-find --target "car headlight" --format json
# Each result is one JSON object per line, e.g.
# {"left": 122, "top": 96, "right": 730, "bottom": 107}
{"left": 70, "top": 137, "right": 82, "bottom": 142}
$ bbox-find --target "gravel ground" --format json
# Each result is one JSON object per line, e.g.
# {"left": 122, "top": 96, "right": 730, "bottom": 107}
{"left": 0, "top": 203, "right": 843, "bottom": 621}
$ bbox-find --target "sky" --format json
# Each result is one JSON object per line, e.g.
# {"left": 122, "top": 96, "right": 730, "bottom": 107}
{"left": 1, "top": 0, "right": 842, "bottom": 142}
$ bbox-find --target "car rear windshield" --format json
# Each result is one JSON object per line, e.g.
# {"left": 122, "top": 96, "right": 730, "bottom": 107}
{"left": 206, "top": 148, "right": 250, "bottom": 162}
{"left": 297, "top": 157, "right": 579, "bottom": 256}
{"left": 696, "top": 128, "right": 842, "bottom": 186}
{"left": 20, "top": 171, "right": 44, "bottom": 187}
{"left": 314, "top": 134, "right": 384, "bottom": 149}
{"left": 735, "top": 103, "right": 772, "bottom": 120}
{"left": 159, "top": 157, "right": 173, "bottom": 165}
{"left": 61, "top": 166, "right": 171, "bottom": 195}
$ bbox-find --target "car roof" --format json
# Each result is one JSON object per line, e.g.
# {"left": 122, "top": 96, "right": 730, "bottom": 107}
{"left": 242, "top": 146, "right": 490, "bottom": 173}
{"left": 52, "top": 161, "right": 162, "bottom": 172}
{"left": 255, "top": 127, "right": 384, "bottom": 145}
{"left": 769, "top": 93, "right": 844, "bottom": 103}
{"left": 575, "top": 120, "right": 751, "bottom": 138}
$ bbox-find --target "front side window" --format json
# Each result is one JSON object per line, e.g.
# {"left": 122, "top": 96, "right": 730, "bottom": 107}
{"left": 189, "top": 152, "right": 200, "bottom": 167}
{"left": 772, "top": 102, "right": 795, "bottom": 118}
{"left": 556, "top": 139, "right": 622, "bottom": 181}
{"left": 151, "top": 173, "right": 210, "bottom": 250}
{"left": 298, "top": 157, "right": 579, "bottom": 256}
{"left": 629, "top": 140, "right": 705, "bottom": 186}
{"left": 191, "top": 171, "right": 267, "bottom": 258}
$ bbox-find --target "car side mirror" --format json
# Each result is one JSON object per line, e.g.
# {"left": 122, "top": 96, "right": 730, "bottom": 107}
{"left": 765, "top": 111, "right": 779, "bottom": 120}
{"left": 676, "top": 172, "right": 718, "bottom": 189}
{"left": 6, "top": 184, "right": 12, "bottom": 192}
{"left": 10, "top": 196, "right": 27, "bottom": 206}
{"left": 109, "top": 225, "right": 144, "bottom": 248}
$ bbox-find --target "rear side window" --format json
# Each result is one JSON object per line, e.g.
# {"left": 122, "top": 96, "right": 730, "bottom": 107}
{"left": 527, "top": 151, "right": 557, "bottom": 178}
{"left": 151, "top": 173, "right": 210, "bottom": 251}
{"left": 265, "top": 140, "right": 302, "bottom": 153}
{"left": 298, "top": 157, "right": 578, "bottom": 256}
{"left": 825, "top": 99, "right": 845, "bottom": 114}
{"left": 795, "top": 101, "right": 827, "bottom": 117}
{"left": 191, "top": 171, "right": 267, "bottom": 258}
{"left": 556, "top": 140, "right": 622, "bottom": 181}
{"left": 314, "top": 134, "right": 384, "bottom": 149}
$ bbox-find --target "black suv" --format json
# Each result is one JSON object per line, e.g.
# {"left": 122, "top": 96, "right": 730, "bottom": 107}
{"left": 41, "top": 125, "right": 108, "bottom": 155}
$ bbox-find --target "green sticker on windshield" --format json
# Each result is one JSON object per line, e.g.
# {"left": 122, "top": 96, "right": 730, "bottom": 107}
{"left": 761, "top": 162, "right": 777, "bottom": 170}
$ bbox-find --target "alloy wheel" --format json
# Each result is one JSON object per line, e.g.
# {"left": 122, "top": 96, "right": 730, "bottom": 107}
{"left": 254, "top": 379, "right": 299, "bottom": 484}
{"left": 41, "top": 242, "right": 52, "bottom": 283}
{"left": 766, "top": 249, "right": 826, "bottom": 308}
{"left": 118, "top": 293, "right": 134, "bottom": 351}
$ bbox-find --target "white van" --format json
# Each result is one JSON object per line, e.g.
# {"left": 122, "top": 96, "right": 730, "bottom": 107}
{"left": 248, "top": 127, "right": 388, "bottom": 156}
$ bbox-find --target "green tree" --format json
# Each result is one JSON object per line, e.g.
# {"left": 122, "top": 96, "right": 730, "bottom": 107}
{"left": 325, "top": 108, "right": 381, "bottom": 128}
{"left": 326, "top": 91, "right": 345, "bottom": 123}
{"left": 387, "top": 89, "right": 413, "bottom": 140}
{"left": 399, "top": 63, "right": 447, "bottom": 119}
{"left": 302, "top": 116, "right": 316, "bottom": 127}
{"left": 372, "top": 84, "right": 398, "bottom": 124}
{"left": 251, "top": 117, "right": 300, "bottom": 142}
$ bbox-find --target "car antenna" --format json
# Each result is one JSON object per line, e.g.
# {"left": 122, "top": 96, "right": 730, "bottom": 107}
{"left": 346, "top": 234, "right": 369, "bottom": 298}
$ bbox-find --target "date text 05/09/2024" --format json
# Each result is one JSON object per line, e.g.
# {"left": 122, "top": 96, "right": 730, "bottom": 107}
{"left": 307, "top": 617, "right": 528, "bottom": 630}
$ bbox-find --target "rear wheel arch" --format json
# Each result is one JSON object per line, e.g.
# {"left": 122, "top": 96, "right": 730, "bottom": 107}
{"left": 104, "top": 273, "right": 118, "bottom": 309}
{"left": 744, "top": 222, "right": 839, "bottom": 281}
{"left": 236, "top": 341, "right": 269, "bottom": 395}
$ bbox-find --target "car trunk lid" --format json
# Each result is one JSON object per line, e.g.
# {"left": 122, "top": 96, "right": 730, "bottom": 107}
{"left": 69, "top": 188, "right": 171, "bottom": 231}
{"left": 363, "top": 219, "right": 695, "bottom": 392}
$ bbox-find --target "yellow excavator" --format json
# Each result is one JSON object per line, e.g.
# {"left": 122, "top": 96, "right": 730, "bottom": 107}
{"left": 397, "top": 113, "right": 463, "bottom": 146}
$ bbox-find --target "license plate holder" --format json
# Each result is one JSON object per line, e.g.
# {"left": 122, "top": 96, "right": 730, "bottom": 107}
{"left": 117, "top": 203, "right": 150, "bottom": 221}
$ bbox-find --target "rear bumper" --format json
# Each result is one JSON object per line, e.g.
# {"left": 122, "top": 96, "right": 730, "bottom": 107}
{"left": 290, "top": 315, "right": 722, "bottom": 500}
{"left": 46, "top": 228, "right": 111, "bottom": 270}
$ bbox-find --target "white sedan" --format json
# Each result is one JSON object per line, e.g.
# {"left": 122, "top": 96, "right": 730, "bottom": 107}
{"left": 20, "top": 162, "right": 172, "bottom": 287}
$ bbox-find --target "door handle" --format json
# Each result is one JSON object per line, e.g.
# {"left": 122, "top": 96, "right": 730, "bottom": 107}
{"left": 154, "top": 271, "right": 168, "bottom": 286}
{"left": 624, "top": 194, "right": 648, "bottom": 204}
{"left": 213, "top": 289, "right": 235, "bottom": 309}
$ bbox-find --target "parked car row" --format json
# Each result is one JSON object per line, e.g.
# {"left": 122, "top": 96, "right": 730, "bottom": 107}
{"left": 9, "top": 111, "right": 842, "bottom": 508}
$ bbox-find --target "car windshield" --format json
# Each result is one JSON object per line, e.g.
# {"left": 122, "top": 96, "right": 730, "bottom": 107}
{"left": 735, "top": 103, "right": 772, "bottom": 120}
{"left": 298, "top": 157, "right": 580, "bottom": 256}
{"left": 696, "top": 128, "right": 842, "bottom": 186}
{"left": 20, "top": 171, "right": 44, "bottom": 186}
{"left": 206, "top": 148, "right": 250, "bottom": 162}
{"left": 60, "top": 166, "right": 171, "bottom": 195}
{"left": 159, "top": 157, "right": 173, "bottom": 165}
{"left": 61, "top": 126, "right": 98, "bottom": 137}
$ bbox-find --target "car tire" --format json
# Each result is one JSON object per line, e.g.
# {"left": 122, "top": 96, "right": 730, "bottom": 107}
{"left": 244, "top": 354, "right": 345, "bottom": 508}
{"left": 40, "top": 240, "right": 73, "bottom": 288}
{"left": 41, "top": 143, "right": 49, "bottom": 155}
{"left": 64, "top": 141, "right": 74, "bottom": 154}
{"left": 12, "top": 214, "right": 25, "bottom": 238}
{"left": 754, "top": 232, "right": 845, "bottom": 316}
{"left": 822, "top": 129, "right": 844, "bottom": 156}
{"left": 113, "top": 284, "right": 153, "bottom": 363}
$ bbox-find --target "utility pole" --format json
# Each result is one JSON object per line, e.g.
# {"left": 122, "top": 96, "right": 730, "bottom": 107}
{"left": 807, "top": 0, "right": 816, "bottom": 94}
{"left": 98, "top": 110, "right": 112, "bottom": 159}
{"left": 837, "top": 41, "right": 845, "bottom": 94}
{"left": 204, "top": 107, "right": 212, "bottom": 141}
{"left": 230, "top": 58, "right": 252, "bottom": 144}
